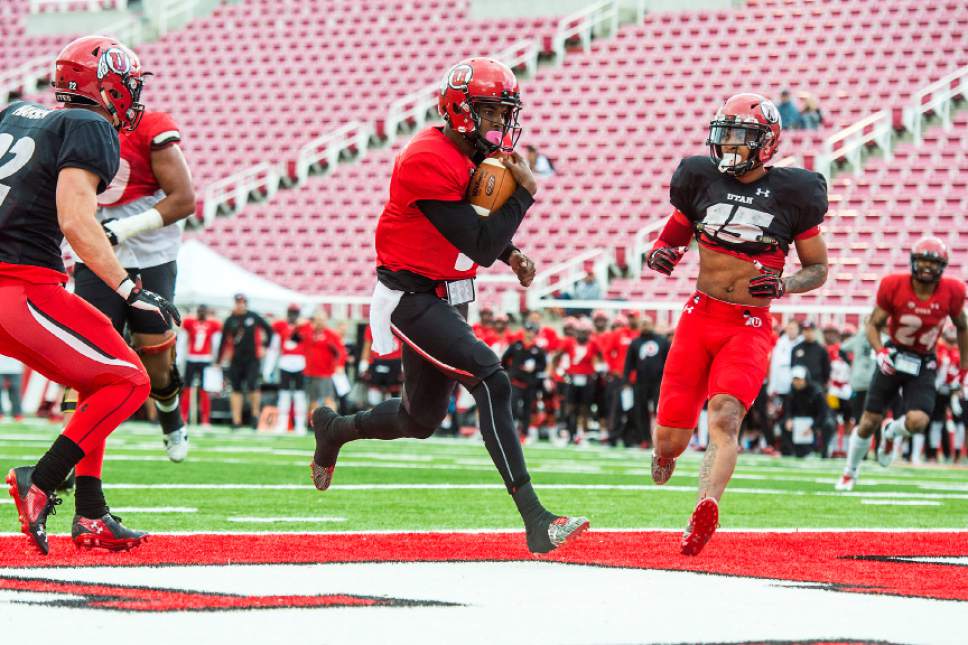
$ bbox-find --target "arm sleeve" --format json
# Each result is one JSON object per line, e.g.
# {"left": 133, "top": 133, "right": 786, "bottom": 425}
{"left": 654, "top": 209, "right": 694, "bottom": 248}
{"left": 417, "top": 185, "right": 535, "bottom": 267}
{"left": 498, "top": 243, "right": 520, "bottom": 265}
{"left": 142, "top": 112, "right": 182, "bottom": 150}
{"left": 793, "top": 173, "right": 828, "bottom": 237}
{"left": 57, "top": 119, "right": 120, "bottom": 193}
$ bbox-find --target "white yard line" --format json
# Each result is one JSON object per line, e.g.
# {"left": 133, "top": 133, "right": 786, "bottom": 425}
{"left": 226, "top": 516, "right": 347, "bottom": 523}
{"left": 111, "top": 507, "right": 198, "bottom": 513}
{"left": 859, "top": 500, "right": 942, "bottom": 507}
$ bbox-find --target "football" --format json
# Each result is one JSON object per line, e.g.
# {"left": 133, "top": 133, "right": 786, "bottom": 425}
{"left": 467, "top": 157, "right": 517, "bottom": 217}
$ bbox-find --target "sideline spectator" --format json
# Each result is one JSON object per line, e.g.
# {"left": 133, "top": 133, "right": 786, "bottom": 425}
{"left": 525, "top": 144, "right": 556, "bottom": 177}
{"left": 573, "top": 271, "right": 602, "bottom": 302}
{"left": 799, "top": 92, "right": 823, "bottom": 130}
{"left": 792, "top": 321, "right": 830, "bottom": 388}
{"left": 769, "top": 319, "right": 803, "bottom": 397}
{"left": 841, "top": 320, "right": 875, "bottom": 432}
{"left": 218, "top": 294, "right": 273, "bottom": 429}
{"left": 304, "top": 309, "right": 347, "bottom": 412}
{"left": 623, "top": 315, "right": 669, "bottom": 447}
{"left": 271, "top": 304, "right": 311, "bottom": 435}
{"left": 502, "top": 321, "right": 548, "bottom": 442}
{"left": 783, "top": 365, "right": 835, "bottom": 457}
{"left": 777, "top": 89, "right": 802, "bottom": 130}
{"left": 181, "top": 304, "right": 222, "bottom": 428}
{"left": 0, "top": 354, "right": 24, "bottom": 422}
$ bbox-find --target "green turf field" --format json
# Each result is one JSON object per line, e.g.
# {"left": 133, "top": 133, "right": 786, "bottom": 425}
{"left": 1, "top": 419, "right": 966, "bottom": 534}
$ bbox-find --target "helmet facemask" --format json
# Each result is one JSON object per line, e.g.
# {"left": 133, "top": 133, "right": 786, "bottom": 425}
{"left": 706, "top": 117, "right": 773, "bottom": 176}
{"left": 910, "top": 253, "right": 946, "bottom": 284}
{"left": 467, "top": 94, "right": 522, "bottom": 156}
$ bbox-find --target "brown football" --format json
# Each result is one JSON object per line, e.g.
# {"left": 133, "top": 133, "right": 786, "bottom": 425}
{"left": 467, "top": 157, "right": 517, "bottom": 217}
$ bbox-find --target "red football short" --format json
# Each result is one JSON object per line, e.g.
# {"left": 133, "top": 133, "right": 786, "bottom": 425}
{"left": 657, "top": 291, "right": 774, "bottom": 430}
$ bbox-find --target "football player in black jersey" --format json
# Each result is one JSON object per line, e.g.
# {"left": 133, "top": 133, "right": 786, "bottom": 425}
{"left": 645, "top": 93, "right": 829, "bottom": 555}
{"left": 1, "top": 36, "right": 178, "bottom": 555}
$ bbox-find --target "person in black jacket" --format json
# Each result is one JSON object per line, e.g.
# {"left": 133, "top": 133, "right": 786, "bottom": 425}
{"left": 791, "top": 320, "right": 830, "bottom": 388}
{"left": 783, "top": 365, "right": 835, "bottom": 457}
{"left": 502, "top": 322, "right": 548, "bottom": 440}
{"left": 623, "top": 316, "right": 670, "bottom": 446}
{"left": 218, "top": 293, "right": 274, "bottom": 429}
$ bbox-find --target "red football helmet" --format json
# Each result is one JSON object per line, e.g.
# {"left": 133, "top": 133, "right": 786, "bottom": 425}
{"left": 438, "top": 58, "right": 522, "bottom": 154}
{"left": 706, "top": 93, "right": 782, "bottom": 176}
{"left": 53, "top": 36, "right": 146, "bottom": 131}
{"left": 910, "top": 236, "right": 948, "bottom": 283}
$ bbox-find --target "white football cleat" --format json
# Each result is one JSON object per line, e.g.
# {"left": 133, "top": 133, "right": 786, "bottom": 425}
{"left": 163, "top": 427, "right": 189, "bottom": 463}
{"left": 876, "top": 421, "right": 896, "bottom": 468}
{"left": 835, "top": 472, "right": 856, "bottom": 492}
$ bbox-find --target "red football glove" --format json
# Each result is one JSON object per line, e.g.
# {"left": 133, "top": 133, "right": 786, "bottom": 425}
{"left": 646, "top": 243, "right": 686, "bottom": 276}
{"left": 875, "top": 348, "right": 896, "bottom": 376}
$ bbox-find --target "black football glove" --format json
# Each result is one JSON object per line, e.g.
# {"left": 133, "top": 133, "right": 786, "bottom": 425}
{"left": 748, "top": 265, "right": 786, "bottom": 299}
{"left": 646, "top": 245, "right": 686, "bottom": 276}
{"left": 116, "top": 277, "right": 182, "bottom": 327}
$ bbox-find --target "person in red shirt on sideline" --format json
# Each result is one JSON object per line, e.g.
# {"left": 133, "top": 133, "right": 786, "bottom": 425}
{"left": 557, "top": 318, "right": 603, "bottom": 444}
{"left": 602, "top": 314, "right": 634, "bottom": 445}
{"left": 181, "top": 304, "right": 222, "bottom": 428}
{"left": 303, "top": 309, "right": 347, "bottom": 413}
{"left": 308, "top": 57, "right": 587, "bottom": 554}
{"left": 270, "top": 304, "right": 312, "bottom": 434}
{"left": 837, "top": 237, "right": 967, "bottom": 490}
{"left": 930, "top": 328, "right": 962, "bottom": 462}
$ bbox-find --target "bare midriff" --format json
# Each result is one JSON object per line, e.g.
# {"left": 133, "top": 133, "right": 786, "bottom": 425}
{"left": 694, "top": 244, "right": 774, "bottom": 307}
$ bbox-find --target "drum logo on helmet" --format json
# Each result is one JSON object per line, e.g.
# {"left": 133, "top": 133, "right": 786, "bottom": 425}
{"left": 97, "top": 47, "right": 132, "bottom": 80}
{"left": 760, "top": 100, "right": 780, "bottom": 124}
{"left": 446, "top": 63, "right": 474, "bottom": 91}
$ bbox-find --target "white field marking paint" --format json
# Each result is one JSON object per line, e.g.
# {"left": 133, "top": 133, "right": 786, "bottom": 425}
{"left": 860, "top": 500, "right": 942, "bottom": 507}
{"left": 226, "top": 516, "right": 347, "bottom": 523}
{"left": 0, "top": 561, "right": 964, "bottom": 645}
{"left": 95, "top": 483, "right": 968, "bottom": 501}
{"left": 110, "top": 507, "right": 198, "bottom": 514}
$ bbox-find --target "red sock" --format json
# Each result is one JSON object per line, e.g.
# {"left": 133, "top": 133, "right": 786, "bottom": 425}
{"left": 200, "top": 390, "right": 211, "bottom": 424}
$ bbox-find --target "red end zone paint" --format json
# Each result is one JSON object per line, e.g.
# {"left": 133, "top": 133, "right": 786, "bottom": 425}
{"left": 0, "top": 531, "right": 965, "bottom": 603}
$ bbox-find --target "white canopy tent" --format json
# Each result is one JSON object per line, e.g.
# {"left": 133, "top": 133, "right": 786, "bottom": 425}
{"left": 175, "top": 239, "right": 309, "bottom": 315}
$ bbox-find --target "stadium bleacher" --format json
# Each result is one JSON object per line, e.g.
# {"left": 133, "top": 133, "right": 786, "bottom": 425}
{"left": 191, "top": 0, "right": 967, "bottom": 304}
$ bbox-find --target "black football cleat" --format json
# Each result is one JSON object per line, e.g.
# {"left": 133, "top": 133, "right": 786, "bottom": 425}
{"left": 310, "top": 406, "right": 342, "bottom": 491}
{"left": 527, "top": 515, "right": 590, "bottom": 554}
{"left": 72, "top": 513, "right": 148, "bottom": 552}
{"left": 6, "top": 466, "right": 62, "bottom": 555}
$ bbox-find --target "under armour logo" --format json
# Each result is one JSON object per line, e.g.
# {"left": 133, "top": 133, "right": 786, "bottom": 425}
{"left": 683, "top": 305, "right": 694, "bottom": 314}
{"left": 755, "top": 188, "right": 770, "bottom": 198}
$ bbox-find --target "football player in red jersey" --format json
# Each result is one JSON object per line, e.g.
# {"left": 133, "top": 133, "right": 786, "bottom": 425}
{"left": 2, "top": 36, "right": 180, "bottom": 554}
{"left": 646, "top": 93, "right": 829, "bottom": 555}
{"left": 62, "top": 48, "right": 195, "bottom": 462}
{"left": 181, "top": 304, "right": 222, "bottom": 429}
{"left": 270, "top": 304, "right": 312, "bottom": 434}
{"left": 557, "top": 318, "right": 604, "bottom": 444}
{"left": 308, "top": 58, "right": 588, "bottom": 553}
{"left": 836, "top": 237, "right": 967, "bottom": 490}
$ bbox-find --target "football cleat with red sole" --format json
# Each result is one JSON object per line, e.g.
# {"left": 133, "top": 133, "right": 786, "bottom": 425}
{"left": 6, "top": 466, "right": 62, "bottom": 555}
{"left": 651, "top": 453, "right": 677, "bottom": 485}
{"left": 681, "top": 497, "right": 719, "bottom": 556}
{"left": 72, "top": 513, "right": 147, "bottom": 552}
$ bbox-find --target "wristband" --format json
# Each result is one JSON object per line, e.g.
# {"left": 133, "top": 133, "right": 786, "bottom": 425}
{"left": 116, "top": 276, "right": 136, "bottom": 300}
{"left": 107, "top": 208, "right": 164, "bottom": 244}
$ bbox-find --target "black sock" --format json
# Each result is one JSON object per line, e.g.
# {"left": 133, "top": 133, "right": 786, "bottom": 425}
{"left": 75, "top": 476, "right": 109, "bottom": 519}
{"left": 356, "top": 398, "right": 408, "bottom": 440}
{"left": 158, "top": 404, "right": 185, "bottom": 435}
{"left": 512, "top": 481, "right": 552, "bottom": 527}
{"left": 32, "top": 435, "right": 84, "bottom": 493}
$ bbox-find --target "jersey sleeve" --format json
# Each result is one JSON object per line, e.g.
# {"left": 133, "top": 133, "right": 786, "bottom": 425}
{"left": 397, "top": 151, "right": 466, "bottom": 205}
{"left": 793, "top": 172, "right": 828, "bottom": 237}
{"left": 56, "top": 118, "right": 120, "bottom": 193}
{"left": 876, "top": 276, "right": 895, "bottom": 312}
{"left": 140, "top": 112, "right": 182, "bottom": 150}
{"left": 949, "top": 279, "right": 967, "bottom": 317}
{"left": 669, "top": 157, "right": 700, "bottom": 221}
